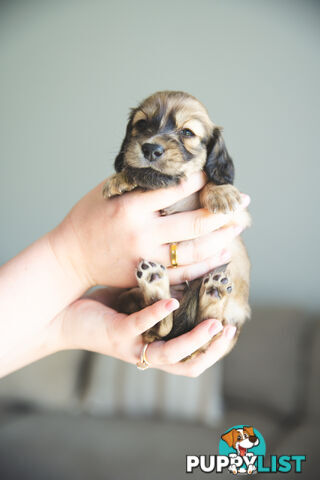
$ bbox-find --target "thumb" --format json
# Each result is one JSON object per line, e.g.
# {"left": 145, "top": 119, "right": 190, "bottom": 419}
{"left": 58, "top": 298, "right": 121, "bottom": 351}
{"left": 124, "top": 298, "right": 180, "bottom": 337}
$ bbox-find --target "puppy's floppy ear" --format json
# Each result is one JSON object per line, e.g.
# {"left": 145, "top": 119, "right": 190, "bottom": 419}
{"left": 221, "top": 429, "right": 236, "bottom": 447}
{"left": 244, "top": 426, "right": 255, "bottom": 437}
{"left": 205, "top": 127, "right": 235, "bottom": 185}
{"left": 114, "top": 109, "right": 136, "bottom": 173}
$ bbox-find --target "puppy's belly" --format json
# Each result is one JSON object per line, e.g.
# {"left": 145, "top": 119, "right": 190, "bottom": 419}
{"left": 161, "top": 190, "right": 251, "bottom": 234}
{"left": 160, "top": 192, "right": 200, "bottom": 215}
{"left": 224, "top": 238, "right": 251, "bottom": 326}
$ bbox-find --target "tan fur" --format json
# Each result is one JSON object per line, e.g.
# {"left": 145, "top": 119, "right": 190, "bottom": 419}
{"left": 103, "top": 171, "right": 137, "bottom": 198}
{"left": 104, "top": 91, "right": 251, "bottom": 360}
{"left": 138, "top": 91, "right": 213, "bottom": 135}
{"left": 132, "top": 110, "right": 147, "bottom": 125}
{"left": 133, "top": 261, "right": 173, "bottom": 342}
{"left": 200, "top": 184, "right": 242, "bottom": 214}
{"left": 124, "top": 136, "right": 206, "bottom": 178}
{"left": 113, "top": 91, "right": 214, "bottom": 180}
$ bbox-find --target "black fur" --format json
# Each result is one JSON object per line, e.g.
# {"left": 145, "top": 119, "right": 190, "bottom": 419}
{"left": 164, "top": 279, "right": 202, "bottom": 340}
{"left": 205, "top": 128, "right": 235, "bottom": 185}
{"left": 115, "top": 106, "right": 192, "bottom": 174}
{"left": 164, "top": 263, "right": 229, "bottom": 340}
{"left": 161, "top": 111, "right": 176, "bottom": 133}
{"left": 124, "top": 166, "right": 182, "bottom": 189}
{"left": 180, "top": 142, "right": 195, "bottom": 161}
{"left": 114, "top": 109, "right": 137, "bottom": 173}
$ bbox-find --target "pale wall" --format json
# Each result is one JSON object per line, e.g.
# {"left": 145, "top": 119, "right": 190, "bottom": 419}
{"left": 1, "top": 0, "right": 319, "bottom": 310}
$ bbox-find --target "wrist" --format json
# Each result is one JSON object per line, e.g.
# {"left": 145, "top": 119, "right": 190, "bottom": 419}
{"left": 48, "top": 216, "right": 93, "bottom": 294}
{"left": 53, "top": 298, "right": 111, "bottom": 353}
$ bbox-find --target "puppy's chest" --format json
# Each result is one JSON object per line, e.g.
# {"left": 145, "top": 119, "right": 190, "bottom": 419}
{"left": 160, "top": 192, "right": 201, "bottom": 216}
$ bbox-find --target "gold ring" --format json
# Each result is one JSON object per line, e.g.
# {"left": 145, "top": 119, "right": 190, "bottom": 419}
{"left": 170, "top": 243, "right": 178, "bottom": 268}
{"left": 136, "top": 343, "right": 151, "bottom": 370}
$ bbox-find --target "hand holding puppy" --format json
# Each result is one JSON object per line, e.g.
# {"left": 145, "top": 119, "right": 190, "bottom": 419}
{"left": 0, "top": 172, "right": 248, "bottom": 378}
{"left": 98, "top": 91, "right": 251, "bottom": 359}
{"left": 49, "top": 171, "right": 249, "bottom": 290}
{"left": 57, "top": 288, "right": 238, "bottom": 377}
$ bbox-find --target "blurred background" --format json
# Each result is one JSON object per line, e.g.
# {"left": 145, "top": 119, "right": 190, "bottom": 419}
{"left": 0, "top": 1, "right": 319, "bottom": 479}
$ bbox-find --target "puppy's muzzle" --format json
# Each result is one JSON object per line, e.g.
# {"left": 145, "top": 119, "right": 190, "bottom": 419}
{"left": 142, "top": 143, "right": 164, "bottom": 161}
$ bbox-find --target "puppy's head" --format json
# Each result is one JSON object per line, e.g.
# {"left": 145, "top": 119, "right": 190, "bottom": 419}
{"left": 115, "top": 91, "right": 234, "bottom": 189}
{"left": 221, "top": 427, "right": 259, "bottom": 452}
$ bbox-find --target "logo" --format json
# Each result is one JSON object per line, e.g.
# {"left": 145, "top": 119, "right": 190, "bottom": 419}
{"left": 219, "top": 425, "right": 265, "bottom": 474}
{"left": 186, "top": 425, "right": 306, "bottom": 475}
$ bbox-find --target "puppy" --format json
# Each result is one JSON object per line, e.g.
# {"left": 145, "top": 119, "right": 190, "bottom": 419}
{"left": 221, "top": 427, "right": 259, "bottom": 474}
{"left": 221, "top": 427, "right": 259, "bottom": 457}
{"left": 103, "top": 91, "right": 251, "bottom": 358}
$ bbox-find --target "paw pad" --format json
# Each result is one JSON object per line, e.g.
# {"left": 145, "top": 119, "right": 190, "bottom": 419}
{"left": 202, "top": 271, "right": 232, "bottom": 299}
{"left": 136, "top": 260, "right": 167, "bottom": 284}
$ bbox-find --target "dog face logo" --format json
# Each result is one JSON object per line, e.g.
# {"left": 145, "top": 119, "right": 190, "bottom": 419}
{"left": 219, "top": 425, "right": 265, "bottom": 475}
{"left": 221, "top": 426, "right": 260, "bottom": 457}
{"left": 187, "top": 426, "right": 306, "bottom": 475}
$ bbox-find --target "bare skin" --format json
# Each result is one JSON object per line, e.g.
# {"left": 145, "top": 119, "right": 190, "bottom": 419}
{"left": 58, "top": 288, "right": 238, "bottom": 378}
{"left": 0, "top": 172, "right": 249, "bottom": 378}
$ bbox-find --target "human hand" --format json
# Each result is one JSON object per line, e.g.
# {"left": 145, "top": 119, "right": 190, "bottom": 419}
{"left": 55, "top": 288, "right": 237, "bottom": 377}
{"left": 49, "top": 172, "right": 250, "bottom": 290}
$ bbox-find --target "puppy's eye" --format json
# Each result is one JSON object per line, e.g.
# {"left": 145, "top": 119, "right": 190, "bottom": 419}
{"left": 135, "top": 119, "right": 148, "bottom": 131}
{"left": 180, "top": 128, "right": 195, "bottom": 137}
{"left": 237, "top": 436, "right": 241, "bottom": 440}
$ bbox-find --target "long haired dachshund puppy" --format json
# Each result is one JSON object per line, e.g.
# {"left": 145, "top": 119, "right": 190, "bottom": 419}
{"left": 103, "top": 91, "right": 251, "bottom": 359}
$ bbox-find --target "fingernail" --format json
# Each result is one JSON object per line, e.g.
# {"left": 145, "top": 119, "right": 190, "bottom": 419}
{"left": 225, "top": 326, "right": 237, "bottom": 340}
{"left": 165, "top": 298, "right": 180, "bottom": 312}
{"left": 221, "top": 249, "right": 232, "bottom": 263}
{"left": 240, "top": 193, "right": 251, "bottom": 208}
{"left": 234, "top": 225, "right": 243, "bottom": 236}
{"left": 209, "top": 320, "right": 223, "bottom": 336}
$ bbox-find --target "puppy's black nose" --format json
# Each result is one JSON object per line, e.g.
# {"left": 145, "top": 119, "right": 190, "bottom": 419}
{"left": 142, "top": 143, "right": 164, "bottom": 161}
{"left": 249, "top": 435, "right": 258, "bottom": 443}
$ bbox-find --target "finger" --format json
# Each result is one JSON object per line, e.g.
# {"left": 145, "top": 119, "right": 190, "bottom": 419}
{"left": 159, "top": 226, "right": 239, "bottom": 267}
{"left": 159, "top": 325, "right": 237, "bottom": 377}
{"left": 240, "top": 193, "right": 251, "bottom": 208}
{"left": 132, "top": 172, "right": 206, "bottom": 212}
{"left": 158, "top": 202, "right": 247, "bottom": 243}
{"left": 145, "top": 319, "right": 223, "bottom": 365}
{"left": 126, "top": 298, "right": 179, "bottom": 336}
{"left": 183, "top": 325, "right": 237, "bottom": 376}
{"left": 166, "top": 252, "right": 232, "bottom": 285}
{"left": 158, "top": 193, "right": 249, "bottom": 243}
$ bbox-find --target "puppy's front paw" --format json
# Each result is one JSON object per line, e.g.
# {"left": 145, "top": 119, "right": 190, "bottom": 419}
{"left": 102, "top": 173, "right": 136, "bottom": 198}
{"left": 200, "top": 184, "right": 241, "bottom": 214}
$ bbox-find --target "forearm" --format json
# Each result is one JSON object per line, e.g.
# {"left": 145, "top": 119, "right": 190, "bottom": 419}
{"left": 0, "top": 225, "right": 89, "bottom": 377}
{"left": 0, "top": 175, "right": 249, "bottom": 378}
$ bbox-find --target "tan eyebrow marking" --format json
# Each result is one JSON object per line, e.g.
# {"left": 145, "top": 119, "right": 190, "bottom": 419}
{"left": 175, "top": 106, "right": 212, "bottom": 134}
{"left": 182, "top": 119, "right": 205, "bottom": 137}
{"left": 132, "top": 110, "right": 147, "bottom": 125}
